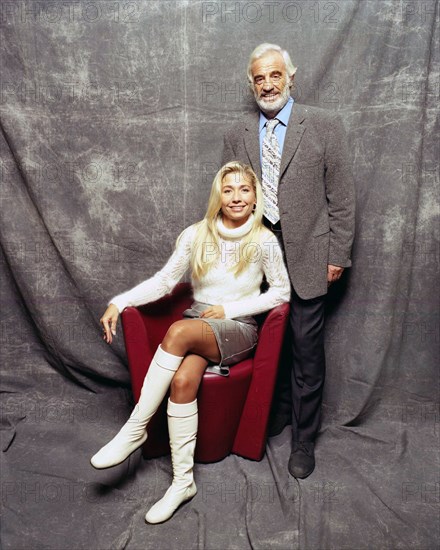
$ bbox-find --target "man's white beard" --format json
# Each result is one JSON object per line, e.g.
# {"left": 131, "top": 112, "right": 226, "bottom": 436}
{"left": 255, "top": 84, "right": 291, "bottom": 116}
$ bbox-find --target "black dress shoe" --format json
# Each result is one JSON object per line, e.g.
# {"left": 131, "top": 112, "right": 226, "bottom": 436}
{"left": 268, "top": 414, "right": 290, "bottom": 437}
{"left": 288, "top": 441, "right": 315, "bottom": 479}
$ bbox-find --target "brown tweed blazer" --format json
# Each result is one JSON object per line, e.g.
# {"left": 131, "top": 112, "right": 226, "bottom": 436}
{"left": 222, "top": 102, "right": 356, "bottom": 300}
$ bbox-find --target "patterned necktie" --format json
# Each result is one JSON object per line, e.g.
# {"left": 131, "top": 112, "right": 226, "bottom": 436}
{"left": 261, "top": 118, "right": 281, "bottom": 224}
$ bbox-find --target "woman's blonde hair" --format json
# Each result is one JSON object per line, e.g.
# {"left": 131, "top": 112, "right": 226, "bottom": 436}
{"left": 186, "top": 161, "right": 265, "bottom": 280}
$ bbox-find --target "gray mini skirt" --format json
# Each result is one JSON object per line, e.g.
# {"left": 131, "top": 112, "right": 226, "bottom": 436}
{"left": 182, "top": 301, "right": 258, "bottom": 376}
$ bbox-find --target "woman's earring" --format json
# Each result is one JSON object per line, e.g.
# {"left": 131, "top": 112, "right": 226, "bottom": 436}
{"left": 252, "top": 203, "right": 257, "bottom": 212}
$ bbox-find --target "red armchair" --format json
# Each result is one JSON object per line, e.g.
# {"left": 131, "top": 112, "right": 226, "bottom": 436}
{"left": 120, "top": 283, "right": 289, "bottom": 463}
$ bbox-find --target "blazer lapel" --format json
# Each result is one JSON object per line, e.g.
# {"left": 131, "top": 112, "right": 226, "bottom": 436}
{"left": 279, "top": 103, "right": 306, "bottom": 180}
{"left": 242, "top": 104, "right": 306, "bottom": 181}
{"left": 243, "top": 114, "right": 262, "bottom": 180}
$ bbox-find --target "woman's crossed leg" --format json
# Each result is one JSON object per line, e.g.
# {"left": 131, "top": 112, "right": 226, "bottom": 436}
{"left": 161, "top": 319, "right": 221, "bottom": 404}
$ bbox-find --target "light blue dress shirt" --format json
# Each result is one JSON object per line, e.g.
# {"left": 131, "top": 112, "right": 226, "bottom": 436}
{"left": 259, "top": 96, "right": 294, "bottom": 165}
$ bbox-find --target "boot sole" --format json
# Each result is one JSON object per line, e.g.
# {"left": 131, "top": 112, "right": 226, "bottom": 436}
{"left": 145, "top": 488, "right": 197, "bottom": 524}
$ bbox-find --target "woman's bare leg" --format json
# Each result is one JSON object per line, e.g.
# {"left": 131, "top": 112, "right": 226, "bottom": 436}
{"left": 170, "top": 354, "right": 208, "bottom": 403}
{"left": 161, "top": 319, "right": 221, "bottom": 404}
{"left": 161, "top": 319, "right": 221, "bottom": 362}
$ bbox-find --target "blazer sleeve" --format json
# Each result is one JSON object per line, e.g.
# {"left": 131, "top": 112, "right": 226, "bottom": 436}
{"left": 324, "top": 113, "right": 356, "bottom": 267}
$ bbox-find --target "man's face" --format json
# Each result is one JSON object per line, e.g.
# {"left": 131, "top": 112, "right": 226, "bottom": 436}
{"left": 251, "top": 51, "right": 292, "bottom": 117}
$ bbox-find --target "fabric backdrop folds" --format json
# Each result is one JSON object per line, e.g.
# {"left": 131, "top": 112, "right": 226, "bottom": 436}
{"left": 1, "top": 1, "right": 438, "bottom": 549}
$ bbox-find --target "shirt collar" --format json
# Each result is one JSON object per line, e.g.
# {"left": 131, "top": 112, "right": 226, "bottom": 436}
{"left": 259, "top": 96, "right": 294, "bottom": 134}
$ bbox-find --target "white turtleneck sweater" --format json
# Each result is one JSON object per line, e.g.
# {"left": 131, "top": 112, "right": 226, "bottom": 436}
{"left": 109, "top": 215, "right": 291, "bottom": 319}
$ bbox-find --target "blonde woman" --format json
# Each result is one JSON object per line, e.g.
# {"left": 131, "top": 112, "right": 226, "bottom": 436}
{"left": 91, "top": 161, "right": 290, "bottom": 523}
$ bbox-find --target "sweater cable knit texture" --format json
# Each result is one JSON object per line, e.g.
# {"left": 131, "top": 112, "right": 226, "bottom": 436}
{"left": 109, "top": 218, "right": 291, "bottom": 319}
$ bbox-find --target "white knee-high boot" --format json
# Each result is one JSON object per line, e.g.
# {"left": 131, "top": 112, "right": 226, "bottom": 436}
{"left": 145, "top": 398, "right": 198, "bottom": 524}
{"left": 90, "top": 346, "right": 183, "bottom": 469}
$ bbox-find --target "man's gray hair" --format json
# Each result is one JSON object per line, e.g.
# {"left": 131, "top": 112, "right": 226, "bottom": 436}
{"left": 247, "top": 43, "right": 297, "bottom": 84}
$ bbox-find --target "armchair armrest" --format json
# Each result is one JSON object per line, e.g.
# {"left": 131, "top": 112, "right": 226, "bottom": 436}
{"left": 120, "top": 283, "right": 193, "bottom": 400}
{"left": 232, "top": 303, "right": 290, "bottom": 460}
{"left": 121, "top": 307, "right": 154, "bottom": 401}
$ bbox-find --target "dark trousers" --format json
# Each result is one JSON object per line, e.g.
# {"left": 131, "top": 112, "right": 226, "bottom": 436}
{"left": 264, "top": 217, "right": 326, "bottom": 442}
{"left": 289, "top": 286, "right": 326, "bottom": 441}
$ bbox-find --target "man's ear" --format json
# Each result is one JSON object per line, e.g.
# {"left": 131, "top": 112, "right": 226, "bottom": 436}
{"left": 289, "top": 75, "right": 295, "bottom": 88}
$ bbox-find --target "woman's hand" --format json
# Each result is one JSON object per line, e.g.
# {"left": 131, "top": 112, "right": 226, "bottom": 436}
{"left": 100, "top": 303, "right": 120, "bottom": 344}
{"left": 200, "top": 305, "right": 225, "bottom": 319}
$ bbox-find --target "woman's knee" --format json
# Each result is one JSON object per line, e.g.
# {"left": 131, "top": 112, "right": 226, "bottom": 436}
{"left": 163, "top": 320, "right": 193, "bottom": 346}
{"left": 170, "top": 371, "right": 197, "bottom": 396}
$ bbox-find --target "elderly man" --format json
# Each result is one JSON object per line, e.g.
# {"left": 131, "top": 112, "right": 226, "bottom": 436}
{"left": 222, "top": 43, "right": 355, "bottom": 478}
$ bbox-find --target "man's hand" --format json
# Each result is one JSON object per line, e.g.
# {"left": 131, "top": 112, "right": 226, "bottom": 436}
{"left": 100, "top": 303, "right": 120, "bottom": 344}
{"left": 200, "top": 305, "right": 225, "bottom": 319}
{"left": 327, "top": 264, "right": 344, "bottom": 286}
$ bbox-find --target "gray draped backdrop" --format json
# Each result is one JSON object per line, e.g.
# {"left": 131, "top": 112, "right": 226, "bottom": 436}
{"left": 1, "top": 1, "right": 438, "bottom": 548}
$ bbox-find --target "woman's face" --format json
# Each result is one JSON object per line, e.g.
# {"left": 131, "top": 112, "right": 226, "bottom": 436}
{"left": 220, "top": 171, "right": 256, "bottom": 229}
